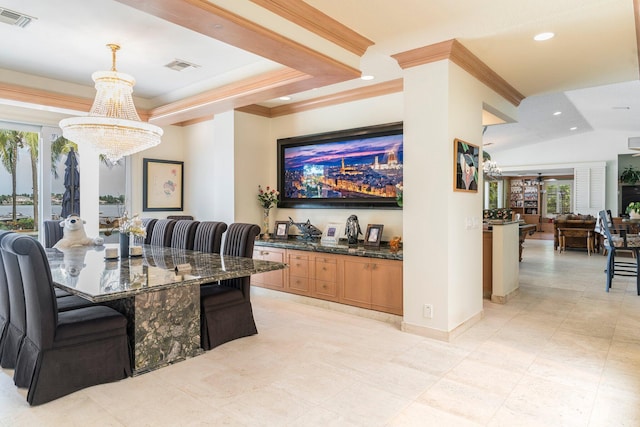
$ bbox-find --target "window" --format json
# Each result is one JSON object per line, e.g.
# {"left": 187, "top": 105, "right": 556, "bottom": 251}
{"left": 484, "top": 179, "right": 504, "bottom": 209}
{"left": 545, "top": 181, "right": 572, "bottom": 215}
{"left": 0, "top": 128, "right": 40, "bottom": 232}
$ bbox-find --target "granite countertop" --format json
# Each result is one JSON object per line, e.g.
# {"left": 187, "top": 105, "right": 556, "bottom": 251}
{"left": 255, "top": 237, "right": 403, "bottom": 260}
{"left": 47, "top": 244, "right": 288, "bottom": 302}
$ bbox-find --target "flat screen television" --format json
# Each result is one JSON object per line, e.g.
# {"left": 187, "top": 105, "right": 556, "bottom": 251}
{"left": 277, "top": 122, "right": 403, "bottom": 208}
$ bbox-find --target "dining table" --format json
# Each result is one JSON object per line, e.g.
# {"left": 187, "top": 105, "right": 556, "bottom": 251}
{"left": 46, "top": 243, "right": 288, "bottom": 375}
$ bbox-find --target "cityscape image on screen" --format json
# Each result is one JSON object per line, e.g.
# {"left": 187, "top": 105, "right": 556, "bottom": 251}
{"left": 282, "top": 133, "right": 403, "bottom": 200}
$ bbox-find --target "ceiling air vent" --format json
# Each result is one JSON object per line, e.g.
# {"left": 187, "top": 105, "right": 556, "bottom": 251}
{"left": 164, "top": 59, "right": 200, "bottom": 72}
{"left": 0, "top": 7, "right": 35, "bottom": 28}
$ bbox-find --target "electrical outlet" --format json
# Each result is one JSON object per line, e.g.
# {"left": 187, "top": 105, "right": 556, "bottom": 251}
{"left": 423, "top": 304, "right": 433, "bottom": 319}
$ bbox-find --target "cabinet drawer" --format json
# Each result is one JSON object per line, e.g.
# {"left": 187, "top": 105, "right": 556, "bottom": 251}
{"left": 288, "top": 254, "right": 309, "bottom": 277}
{"left": 289, "top": 276, "right": 310, "bottom": 293}
{"left": 315, "top": 259, "right": 336, "bottom": 282}
{"left": 314, "top": 279, "right": 338, "bottom": 299}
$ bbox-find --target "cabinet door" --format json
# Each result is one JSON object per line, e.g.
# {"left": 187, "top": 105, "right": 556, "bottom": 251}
{"left": 370, "top": 260, "right": 403, "bottom": 315}
{"left": 341, "top": 259, "right": 371, "bottom": 309}
{"left": 252, "top": 248, "right": 285, "bottom": 290}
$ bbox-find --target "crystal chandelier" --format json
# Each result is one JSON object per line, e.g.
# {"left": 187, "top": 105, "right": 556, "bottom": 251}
{"left": 59, "top": 44, "right": 162, "bottom": 163}
{"left": 483, "top": 160, "right": 502, "bottom": 179}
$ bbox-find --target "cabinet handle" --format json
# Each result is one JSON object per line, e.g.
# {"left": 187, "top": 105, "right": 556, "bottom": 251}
{"left": 364, "top": 264, "right": 369, "bottom": 270}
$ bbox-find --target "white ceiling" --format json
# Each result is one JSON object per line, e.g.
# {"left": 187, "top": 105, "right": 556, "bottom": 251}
{"left": 0, "top": 0, "right": 638, "bottom": 152}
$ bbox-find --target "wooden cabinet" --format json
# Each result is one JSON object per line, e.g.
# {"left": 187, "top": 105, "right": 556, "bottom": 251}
{"left": 510, "top": 178, "right": 541, "bottom": 229}
{"left": 510, "top": 178, "right": 539, "bottom": 214}
{"left": 252, "top": 246, "right": 402, "bottom": 315}
{"left": 252, "top": 247, "right": 285, "bottom": 290}
{"left": 340, "top": 256, "right": 403, "bottom": 315}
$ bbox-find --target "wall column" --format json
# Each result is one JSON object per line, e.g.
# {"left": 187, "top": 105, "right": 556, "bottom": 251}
{"left": 402, "top": 60, "right": 487, "bottom": 339}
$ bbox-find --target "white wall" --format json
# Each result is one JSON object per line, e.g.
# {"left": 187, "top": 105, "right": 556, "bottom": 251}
{"left": 234, "top": 112, "right": 272, "bottom": 226}
{"left": 491, "top": 129, "right": 631, "bottom": 214}
{"left": 129, "top": 125, "right": 186, "bottom": 218}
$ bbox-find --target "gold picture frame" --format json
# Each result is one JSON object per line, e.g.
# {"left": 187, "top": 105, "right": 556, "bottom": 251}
{"left": 454, "top": 138, "right": 479, "bottom": 192}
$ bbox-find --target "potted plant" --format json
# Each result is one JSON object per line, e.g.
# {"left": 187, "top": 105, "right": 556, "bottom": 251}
{"left": 620, "top": 165, "right": 640, "bottom": 184}
{"left": 626, "top": 202, "right": 640, "bottom": 219}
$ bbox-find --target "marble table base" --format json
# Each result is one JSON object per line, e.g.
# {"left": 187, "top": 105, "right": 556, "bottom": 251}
{"left": 106, "top": 284, "right": 202, "bottom": 375}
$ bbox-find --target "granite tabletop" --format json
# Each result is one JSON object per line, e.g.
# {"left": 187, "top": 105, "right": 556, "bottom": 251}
{"left": 47, "top": 244, "right": 288, "bottom": 302}
{"left": 254, "top": 237, "right": 403, "bottom": 260}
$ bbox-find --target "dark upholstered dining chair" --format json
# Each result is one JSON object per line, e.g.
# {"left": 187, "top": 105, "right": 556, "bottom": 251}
{"left": 149, "top": 219, "right": 176, "bottom": 247}
{"left": 42, "top": 220, "right": 64, "bottom": 248}
{"left": 0, "top": 231, "right": 12, "bottom": 358}
{"left": 170, "top": 220, "right": 200, "bottom": 250}
{"left": 1, "top": 233, "right": 131, "bottom": 405}
{"left": 141, "top": 218, "right": 157, "bottom": 245}
{"left": 193, "top": 221, "right": 227, "bottom": 253}
{"left": 200, "top": 223, "right": 260, "bottom": 350}
{"left": 0, "top": 235, "right": 97, "bottom": 378}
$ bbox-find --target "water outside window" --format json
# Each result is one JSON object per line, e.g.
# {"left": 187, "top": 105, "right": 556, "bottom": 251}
{"left": 0, "top": 128, "right": 126, "bottom": 243}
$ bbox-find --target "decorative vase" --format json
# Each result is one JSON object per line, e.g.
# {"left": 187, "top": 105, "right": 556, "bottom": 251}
{"left": 119, "top": 233, "right": 130, "bottom": 258}
{"left": 262, "top": 208, "right": 271, "bottom": 239}
{"left": 631, "top": 210, "right": 640, "bottom": 220}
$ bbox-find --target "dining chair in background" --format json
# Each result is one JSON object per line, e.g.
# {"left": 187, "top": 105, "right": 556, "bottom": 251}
{"left": 42, "top": 220, "right": 64, "bottom": 248}
{"left": 598, "top": 210, "right": 640, "bottom": 294}
{"left": 170, "top": 220, "right": 200, "bottom": 250}
{"left": 141, "top": 218, "right": 158, "bottom": 245}
{"left": 149, "top": 219, "right": 176, "bottom": 247}
{"left": 1, "top": 233, "right": 131, "bottom": 405}
{"left": 193, "top": 221, "right": 228, "bottom": 254}
{"left": 200, "top": 223, "right": 260, "bottom": 350}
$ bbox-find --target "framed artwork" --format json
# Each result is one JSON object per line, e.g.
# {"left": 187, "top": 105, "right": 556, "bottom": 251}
{"left": 143, "top": 158, "right": 184, "bottom": 211}
{"left": 321, "top": 222, "right": 342, "bottom": 244}
{"left": 454, "top": 138, "right": 479, "bottom": 192}
{"left": 364, "top": 224, "right": 384, "bottom": 248}
{"left": 274, "top": 221, "right": 290, "bottom": 239}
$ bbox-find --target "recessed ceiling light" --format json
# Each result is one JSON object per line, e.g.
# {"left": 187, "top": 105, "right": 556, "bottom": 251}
{"left": 570, "top": 127, "right": 577, "bottom": 131}
{"left": 279, "top": 96, "right": 291, "bottom": 101}
{"left": 553, "top": 111, "right": 562, "bottom": 116}
{"left": 361, "top": 74, "right": 374, "bottom": 81}
{"left": 534, "top": 32, "right": 555, "bottom": 41}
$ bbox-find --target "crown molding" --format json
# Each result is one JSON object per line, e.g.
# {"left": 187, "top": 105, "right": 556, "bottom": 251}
{"left": 249, "top": 0, "right": 374, "bottom": 56}
{"left": 238, "top": 79, "right": 403, "bottom": 118}
{"left": 392, "top": 39, "right": 524, "bottom": 106}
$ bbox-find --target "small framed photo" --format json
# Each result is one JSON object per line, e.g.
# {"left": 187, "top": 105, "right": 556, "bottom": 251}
{"left": 274, "top": 221, "right": 290, "bottom": 239}
{"left": 321, "top": 222, "right": 342, "bottom": 244}
{"left": 364, "top": 224, "right": 384, "bottom": 248}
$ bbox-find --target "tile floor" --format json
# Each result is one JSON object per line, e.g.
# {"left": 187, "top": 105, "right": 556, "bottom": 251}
{"left": 1, "top": 240, "right": 639, "bottom": 426}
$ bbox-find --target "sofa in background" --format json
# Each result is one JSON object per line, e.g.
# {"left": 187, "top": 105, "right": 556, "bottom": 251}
{"left": 553, "top": 214, "right": 597, "bottom": 251}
